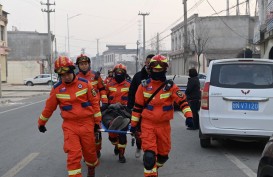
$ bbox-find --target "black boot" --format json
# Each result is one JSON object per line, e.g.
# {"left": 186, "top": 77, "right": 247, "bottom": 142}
{"left": 87, "top": 167, "right": 95, "bottom": 177}
{"left": 118, "top": 148, "right": 126, "bottom": 163}
{"left": 97, "top": 151, "right": 101, "bottom": 158}
{"left": 114, "top": 145, "right": 119, "bottom": 155}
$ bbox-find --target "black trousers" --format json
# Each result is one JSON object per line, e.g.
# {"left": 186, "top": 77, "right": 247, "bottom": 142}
{"left": 189, "top": 100, "right": 201, "bottom": 129}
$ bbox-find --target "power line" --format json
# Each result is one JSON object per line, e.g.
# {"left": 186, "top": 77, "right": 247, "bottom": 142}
{"left": 145, "top": 0, "right": 205, "bottom": 45}
{"left": 206, "top": 0, "right": 251, "bottom": 42}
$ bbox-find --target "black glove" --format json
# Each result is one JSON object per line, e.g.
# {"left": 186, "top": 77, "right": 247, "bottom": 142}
{"left": 130, "top": 126, "right": 137, "bottom": 134}
{"left": 185, "top": 117, "right": 193, "bottom": 128}
{"left": 38, "top": 125, "right": 47, "bottom": 133}
{"left": 101, "top": 103, "right": 108, "bottom": 112}
{"left": 94, "top": 71, "right": 101, "bottom": 80}
{"left": 94, "top": 124, "right": 101, "bottom": 133}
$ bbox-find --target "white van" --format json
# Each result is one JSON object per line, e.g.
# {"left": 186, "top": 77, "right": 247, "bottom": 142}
{"left": 199, "top": 58, "right": 273, "bottom": 148}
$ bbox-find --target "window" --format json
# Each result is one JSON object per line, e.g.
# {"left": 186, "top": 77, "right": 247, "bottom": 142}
{"left": 0, "top": 26, "right": 4, "bottom": 41}
{"left": 211, "top": 64, "right": 273, "bottom": 89}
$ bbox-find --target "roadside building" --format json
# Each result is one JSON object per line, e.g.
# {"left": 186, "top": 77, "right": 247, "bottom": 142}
{"left": 170, "top": 14, "right": 257, "bottom": 74}
{"left": 254, "top": 0, "right": 273, "bottom": 59}
{"left": 101, "top": 45, "right": 137, "bottom": 75}
{"left": 7, "top": 30, "right": 54, "bottom": 84}
{"left": 0, "top": 4, "right": 10, "bottom": 82}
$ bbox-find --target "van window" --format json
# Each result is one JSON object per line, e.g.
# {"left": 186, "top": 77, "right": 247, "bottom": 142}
{"left": 210, "top": 64, "right": 273, "bottom": 89}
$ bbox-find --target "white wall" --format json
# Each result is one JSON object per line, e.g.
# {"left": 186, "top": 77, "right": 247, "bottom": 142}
{"left": 7, "top": 60, "right": 40, "bottom": 84}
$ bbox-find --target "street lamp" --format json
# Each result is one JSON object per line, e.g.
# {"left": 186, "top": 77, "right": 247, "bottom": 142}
{"left": 67, "top": 13, "right": 81, "bottom": 58}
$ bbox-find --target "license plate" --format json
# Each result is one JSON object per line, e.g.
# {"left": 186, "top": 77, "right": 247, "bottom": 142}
{"left": 232, "top": 102, "right": 259, "bottom": 111}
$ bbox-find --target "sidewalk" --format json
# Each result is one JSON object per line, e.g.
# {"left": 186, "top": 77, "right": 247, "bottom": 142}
{"left": 0, "top": 83, "right": 51, "bottom": 104}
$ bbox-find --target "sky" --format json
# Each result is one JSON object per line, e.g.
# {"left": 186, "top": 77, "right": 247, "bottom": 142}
{"left": 1, "top": 0, "right": 258, "bottom": 57}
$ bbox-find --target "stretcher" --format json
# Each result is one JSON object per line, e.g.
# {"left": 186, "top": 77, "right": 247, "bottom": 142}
{"left": 98, "top": 122, "right": 132, "bottom": 134}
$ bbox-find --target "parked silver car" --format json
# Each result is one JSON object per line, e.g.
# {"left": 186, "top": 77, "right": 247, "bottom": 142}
{"left": 24, "top": 74, "right": 58, "bottom": 86}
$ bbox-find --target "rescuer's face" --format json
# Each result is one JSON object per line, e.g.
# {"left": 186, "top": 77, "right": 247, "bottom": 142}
{"left": 78, "top": 61, "right": 90, "bottom": 72}
{"left": 60, "top": 72, "right": 74, "bottom": 83}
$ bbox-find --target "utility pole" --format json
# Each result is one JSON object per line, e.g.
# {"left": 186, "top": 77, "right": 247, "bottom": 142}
{"left": 138, "top": 12, "right": 149, "bottom": 63}
{"left": 67, "top": 13, "right": 81, "bottom": 58}
{"left": 96, "top": 39, "right": 99, "bottom": 56}
{"left": 41, "top": 0, "right": 55, "bottom": 85}
{"left": 136, "top": 40, "right": 140, "bottom": 72}
{"left": 246, "top": 0, "right": 250, "bottom": 15}
{"left": 236, "top": 0, "right": 240, "bottom": 16}
{"left": 183, "top": 0, "right": 188, "bottom": 75}
{"left": 226, "top": 0, "right": 230, "bottom": 16}
{"left": 156, "top": 33, "right": 160, "bottom": 54}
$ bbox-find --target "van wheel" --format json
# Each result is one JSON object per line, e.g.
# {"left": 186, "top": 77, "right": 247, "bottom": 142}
{"left": 199, "top": 129, "right": 211, "bottom": 148}
{"left": 200, "top": 138, "right": 211, "bottom": 148}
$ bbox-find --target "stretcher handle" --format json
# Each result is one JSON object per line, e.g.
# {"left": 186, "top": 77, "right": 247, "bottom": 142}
{"left": 98, "top": 129, "right": 132, "bottom": 134}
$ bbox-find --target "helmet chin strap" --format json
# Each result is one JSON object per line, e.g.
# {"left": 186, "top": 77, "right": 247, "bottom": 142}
{"left": 64, "top": 73, "right": 76, "bottom": 84}
{"left": 79, "top": 66, "right": 91, "bottom": 75}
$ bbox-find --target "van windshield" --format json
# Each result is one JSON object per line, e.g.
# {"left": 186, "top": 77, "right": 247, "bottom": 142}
{"left": 210, "top": 63, "right": 273, "bottom": 88}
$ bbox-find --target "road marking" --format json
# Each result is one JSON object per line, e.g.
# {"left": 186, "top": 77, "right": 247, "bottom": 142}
{"left": 0, "top": 100, "right": 46, "bottom": 115}
{"left": 176, "top": 111, "right": 186, "bottom": 119}
{"left": 176, "top": 112, "right": 257, "bottom": 176}
{"left": 224, "top": 152, "right": 256, "bottom": 177}
{"left": 1, "top": 153, "right": 39, "bottom": 177}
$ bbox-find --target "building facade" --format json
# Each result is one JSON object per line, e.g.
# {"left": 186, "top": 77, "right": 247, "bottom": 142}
{"left": 0, "top": 4, "right": 9, "bottom": 82}
{"left": 254, "top": 0, "right": 273, "bottom": 59}
{"left": 101, "top": 45, "right": 137, "bottom": 75}
{"left": 170, "top": 14, "right": 257, "bottom": 75}
{"left": 7, "top": 31, "right": 53, "bottom": 84}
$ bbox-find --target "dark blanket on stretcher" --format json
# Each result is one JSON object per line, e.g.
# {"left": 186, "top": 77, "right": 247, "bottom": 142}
{"left": 102, "top": 103, "right": 132, "bottom": 129}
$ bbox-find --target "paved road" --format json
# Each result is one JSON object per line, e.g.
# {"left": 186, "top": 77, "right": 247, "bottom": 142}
{"left": 0, "top": 94, "right": 265, "bottom": 177}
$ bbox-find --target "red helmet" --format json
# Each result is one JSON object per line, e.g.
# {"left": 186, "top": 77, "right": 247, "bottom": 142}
{"left": 149, "top": 55, "right": 168, "bottom": 70}
{"left": 113, "top": 64, "right": 127, "bottom": 74}
{"left": 54, "top": 56, "right": 75, "bottom": 74}
{"left": 76, "top": 54, "right": 90, "bottom": 65}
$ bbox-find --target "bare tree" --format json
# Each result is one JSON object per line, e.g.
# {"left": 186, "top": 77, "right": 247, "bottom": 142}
{"left": 191, "top": 20, "right": 210, "bottom": 73}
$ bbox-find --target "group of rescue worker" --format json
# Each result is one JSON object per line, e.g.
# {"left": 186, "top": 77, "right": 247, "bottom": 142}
{"left": 37, "top": 53, "right": 195, "bottom": 177}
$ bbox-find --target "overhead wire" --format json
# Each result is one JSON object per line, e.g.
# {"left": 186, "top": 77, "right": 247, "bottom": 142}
{"left": 206, "top": 0, "right": 252, "bottom": 43}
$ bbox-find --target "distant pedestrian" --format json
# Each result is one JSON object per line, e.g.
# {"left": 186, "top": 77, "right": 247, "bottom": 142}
{"left": 185, "top": 68, "right": 201, "bottom": 130}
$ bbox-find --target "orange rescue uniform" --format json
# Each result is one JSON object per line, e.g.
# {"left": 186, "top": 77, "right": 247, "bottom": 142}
{"left": 105, "top": 78, "right": 131, "bottom": 155}
{"left": 77, "top": 70, "right": 108, "bottom": 154}
{"left": 131, "top": 79, "right": 193, "bottom": 177}
{"left": 38, "top": 77, "right": 102, "bottom": 177}
{"left": 77, "top": 70, "right": 108, "bottom": 104}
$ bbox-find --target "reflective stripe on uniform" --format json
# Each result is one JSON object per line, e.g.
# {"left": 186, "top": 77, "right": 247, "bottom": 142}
{"left": 85, "top": 159, "right": 99, "bottom": 167}
{"left": 109, "top": 87, "right": 117, "bottom": 92}
{"left": 56, "top": 94, "right": 70, "bottom": 99}
{"left": 101, "top": 95, "right": 107, "bottom": 98}
{"left": 40, "top": 114, "right": 49, "bottom": 121}
{"left": 144, "top": 167, "right": 157, "bottom": 174}
{"left": 118, "top": 144, "right": 126, "bottom": 148}
{"left": 91, "top": 81, "right": 98, "bottom": 85}
{"left": 143, "top": 92, "right": 152, "bottom": 98}
{"left": 75, "top": 88, "right": 88, "bottom": 97}
{"left": 182, "top": 107, "right": 191, "bottom": 114}
{"left": 121, "top": 88, "right": 129, "bottom": 92}
{"left": 131, "top": 115, "right": 140, "bottom": 122}
{"left": 94, "top": 112, "right": 102, "bottom": 117}
{"left": 160, "top": 92, "right": 171, "bottom": 99}
{"left": 68, "top": 168, "right": 81, "bottom": 176}
{"left": 156, "top": 162, "right": 164, "bottom": 167}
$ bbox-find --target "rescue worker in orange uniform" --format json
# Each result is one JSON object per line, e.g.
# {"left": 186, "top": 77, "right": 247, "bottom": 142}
{"left": 105, "top": 63, "right": 131, "bottom": 163}
{"left": 76, "top": 54, "right": 108, "bottom": 158}
{"left": 130, "top": 55, "right": 193, "bottom": 177}
{"left": 104, "top": 69, "right": 113, "bottom": 84}
{"left": 37, "top": 56, "right": 101, "bottom": 177}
